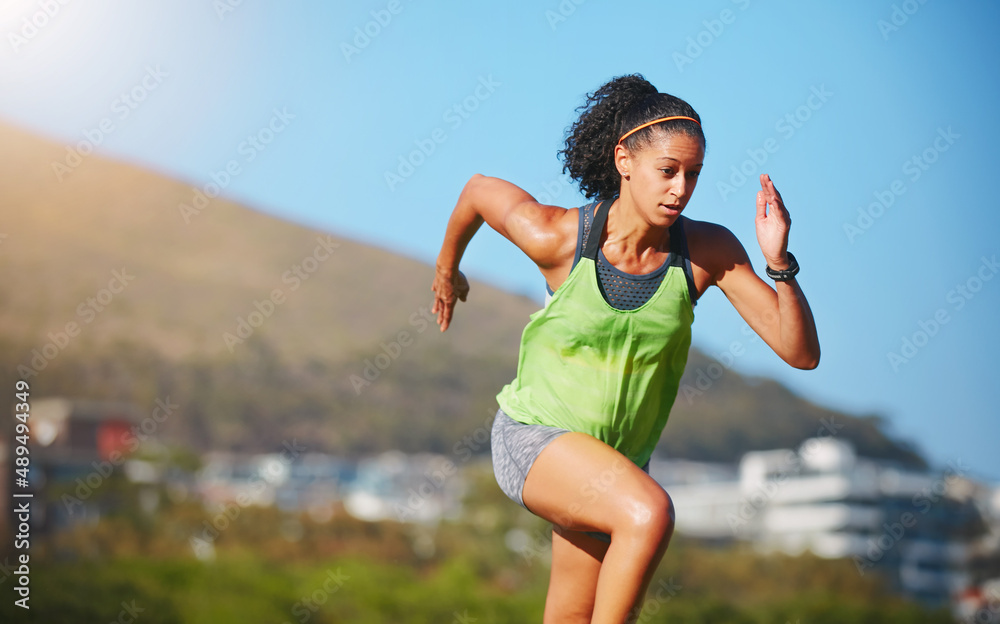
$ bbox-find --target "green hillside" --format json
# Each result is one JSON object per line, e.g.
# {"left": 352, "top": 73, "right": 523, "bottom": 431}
{"left": 0, "top": 122, "right": 925, "bottom": 466}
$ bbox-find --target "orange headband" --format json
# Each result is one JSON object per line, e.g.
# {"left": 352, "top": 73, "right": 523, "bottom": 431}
{"left": 618, "top": 116, "right": 700, "bottom": 144}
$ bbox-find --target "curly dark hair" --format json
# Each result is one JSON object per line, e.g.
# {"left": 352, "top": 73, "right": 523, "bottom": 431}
{"left": 559, "top": 74, "right": 705, "bottom": 201}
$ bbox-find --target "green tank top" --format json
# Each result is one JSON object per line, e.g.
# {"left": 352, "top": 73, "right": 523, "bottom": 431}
{"left": 496, "top": 198, "right": 695, "bottom": 467}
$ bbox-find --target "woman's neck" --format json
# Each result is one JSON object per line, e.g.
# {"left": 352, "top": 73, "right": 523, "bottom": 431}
{"left": 604, "top": 192, "right": 670, "bottom": 261}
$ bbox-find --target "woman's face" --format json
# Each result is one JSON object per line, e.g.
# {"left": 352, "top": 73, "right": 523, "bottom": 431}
{"left": 616, "top": 131, "right": 705, "bottom": 227}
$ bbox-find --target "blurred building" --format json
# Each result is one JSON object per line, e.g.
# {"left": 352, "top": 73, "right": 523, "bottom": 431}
{"left": 653, "top": 437, "right": 996, "bottom": 608}
{"left": 12, "top": 398, "right": 151, "bottom": 532}
{"left": 960, "top": 488, "right": 1000, "bottom": 622}
{"left": 194, "top": 451, "right": 357, "bottom": 523}
{"left": 343, "top": 451, "right": 466, "bottom": 524}
{"left": 196, "top": 451, "right": 293, "bottom": 509}
{"left": 274, "top": 453, "right": 357, "bottom": 522}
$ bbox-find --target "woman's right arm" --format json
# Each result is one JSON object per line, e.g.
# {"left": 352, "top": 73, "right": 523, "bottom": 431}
{"left": 432, "top": 174, "right": 576, "bottom": 331}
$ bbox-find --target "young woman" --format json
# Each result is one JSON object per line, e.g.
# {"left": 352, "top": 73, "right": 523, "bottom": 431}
{"left": 431, "top": 74, "right": 820, "bottom": 623}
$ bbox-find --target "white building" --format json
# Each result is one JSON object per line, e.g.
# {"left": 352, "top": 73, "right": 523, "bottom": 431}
{"left": 343, "top": 451, "right": 467, "bottom": 524}
{"left": 652, "top": 437, "right": 994, "bottom": 606}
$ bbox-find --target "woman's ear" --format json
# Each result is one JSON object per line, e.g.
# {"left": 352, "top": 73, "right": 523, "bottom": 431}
{"left": 614, "top": 143, "right": 631, "bottom": 181}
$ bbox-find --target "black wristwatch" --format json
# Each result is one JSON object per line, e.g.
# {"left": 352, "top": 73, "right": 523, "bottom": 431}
{"left": 765, "top": 252, "right": 799, "bottom": 281}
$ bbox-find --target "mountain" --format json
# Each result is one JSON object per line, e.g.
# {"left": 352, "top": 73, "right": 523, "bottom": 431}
{"left": 0, "top": 122, "right": 925, "bottom": 467}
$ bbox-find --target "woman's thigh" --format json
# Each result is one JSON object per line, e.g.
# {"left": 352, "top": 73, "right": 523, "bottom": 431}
{"left": 521, "top": 431, "right": 671, "bottom": 536}
{"left": 490, "top": 408, "right": 572, "bottom": 509}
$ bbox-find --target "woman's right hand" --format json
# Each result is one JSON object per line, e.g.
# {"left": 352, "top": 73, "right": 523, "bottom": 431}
{"left": 431, "top": 265, "right": 469, "bottom": 332}
{"left": 431, "top": 174, "right": 573, "bottom": 332}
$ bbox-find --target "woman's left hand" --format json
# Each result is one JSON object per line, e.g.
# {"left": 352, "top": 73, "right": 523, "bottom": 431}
{"left": 754, "top": 174, "right": 791, "bottom": 269}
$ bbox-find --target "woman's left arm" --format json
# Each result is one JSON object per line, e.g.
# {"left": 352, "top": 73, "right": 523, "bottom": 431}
{"left": 709, "top": 174, "right": 820, "bottom": 369}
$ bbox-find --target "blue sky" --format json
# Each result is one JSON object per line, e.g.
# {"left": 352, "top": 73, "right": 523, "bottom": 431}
{"left": 1, "top": 0, "right": 997, "bottom": 482}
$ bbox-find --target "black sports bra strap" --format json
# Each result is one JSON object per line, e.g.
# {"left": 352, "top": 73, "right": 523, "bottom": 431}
{"left": 670, "top": 217, "right": 698, "bottom": 302}
{"left": 583, "top": 199, "right": 613, "bottom": 260}
{"left": 668, "top": 218, "right": 685, "bottom": 267}
{"left": 585, "top": 199, "right": 686, "bottom": 263}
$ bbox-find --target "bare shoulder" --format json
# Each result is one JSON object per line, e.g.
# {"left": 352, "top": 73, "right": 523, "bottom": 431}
{"left": 683, "top": 217, "right": 743, "bottom": 251}
{"left": 510, "top": 201, "right": 579, "bottom": 234}
{"left": 681, "top": 217, "right": 751, "bottom": 287}
{"left": 506, "top": 202, "right": 579, "bottom": 270}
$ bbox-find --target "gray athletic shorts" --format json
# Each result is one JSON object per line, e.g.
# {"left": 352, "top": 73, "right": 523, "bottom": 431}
{"left": 490, "top": 407, "right": 651, "bottom": 544}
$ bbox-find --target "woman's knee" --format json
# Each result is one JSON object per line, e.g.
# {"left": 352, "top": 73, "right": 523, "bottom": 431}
{"left": 659, "top": 490, "right": 676, "bottom": 545}
{"left": 614, "top": 484, "right": 675, "bottom": 544}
